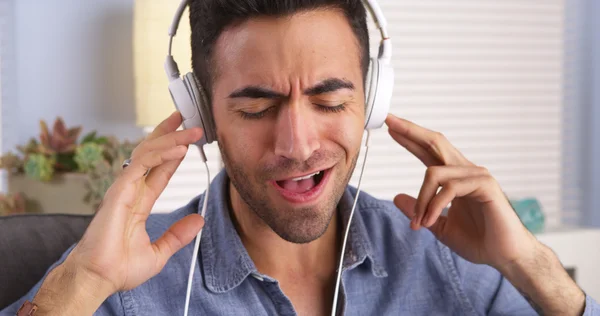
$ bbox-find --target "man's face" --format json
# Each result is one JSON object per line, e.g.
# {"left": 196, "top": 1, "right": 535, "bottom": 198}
{"left": 211, "top": 9, "right": 365, "bottom": 243}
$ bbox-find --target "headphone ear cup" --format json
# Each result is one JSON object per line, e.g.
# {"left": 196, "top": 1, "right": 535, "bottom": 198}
{"left": 364, "top": 58, "right": 394, "bottom": 130}
{"left": 184, "top": 72, "right": 216, "bottom": 144}
{"left": 167, "top": 77, "right": 207, "bottom": 135}
{"left": 364, "top": 58, "right": 379, "bottom": 129}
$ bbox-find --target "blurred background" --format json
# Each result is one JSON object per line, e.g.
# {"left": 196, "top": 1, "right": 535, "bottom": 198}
{"left": 0, "top": 0, "right": 598, "bottom": 295}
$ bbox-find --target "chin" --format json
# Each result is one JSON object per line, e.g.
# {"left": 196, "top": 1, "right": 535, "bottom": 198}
{"left": 263, "top": 167, "right": 348, "bottom": 244}
{"left": 267, "top": 199, "right": 337, "bottom": 244}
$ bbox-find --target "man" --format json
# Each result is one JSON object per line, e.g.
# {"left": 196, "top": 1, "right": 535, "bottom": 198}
{"left": 2, "top": 0, "right": 598, "bottom": 315}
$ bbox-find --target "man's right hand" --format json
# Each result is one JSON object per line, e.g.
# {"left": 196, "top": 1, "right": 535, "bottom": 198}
{"left": 30, "top": 112, "right": 206, "bottom": 315}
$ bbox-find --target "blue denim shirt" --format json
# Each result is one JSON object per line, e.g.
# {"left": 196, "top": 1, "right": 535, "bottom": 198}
{"left": 3, "top": 170, "right": 599, "bottom": 315}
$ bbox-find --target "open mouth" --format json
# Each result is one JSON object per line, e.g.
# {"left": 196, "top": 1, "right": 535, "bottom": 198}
{"left": 272, "top": 168, "right": 332, "bottom": 203}
{"left": 275, "top": 170, "right": 326, "bottom": 193}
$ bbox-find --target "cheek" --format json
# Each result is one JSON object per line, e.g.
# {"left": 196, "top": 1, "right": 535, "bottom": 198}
{"left": 214, "top": 109, "right": 269, "bottom": 165}
{"left": 318, "top": 112, "right": 364, "bottom": 161}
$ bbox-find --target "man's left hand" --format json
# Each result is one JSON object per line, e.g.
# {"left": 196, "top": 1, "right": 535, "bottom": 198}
{"left": 386, "top": 114, "right": 538, "bottom": 272}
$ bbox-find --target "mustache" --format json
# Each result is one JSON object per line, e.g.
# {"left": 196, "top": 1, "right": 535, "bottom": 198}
{"left": 260, "top": 150, "right": 343, "bottom": 179}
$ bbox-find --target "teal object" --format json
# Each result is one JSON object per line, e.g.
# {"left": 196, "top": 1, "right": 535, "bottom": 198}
{"left": 509, "top": 198, "right": 545, "bottom": 234}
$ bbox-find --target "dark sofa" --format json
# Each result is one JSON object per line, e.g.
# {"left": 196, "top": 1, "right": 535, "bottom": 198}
{"left": 0, "top": 214, "right": 93, "bottom": 309}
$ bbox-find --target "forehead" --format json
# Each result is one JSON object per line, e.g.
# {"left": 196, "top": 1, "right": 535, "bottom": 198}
{"left": 212, "top": 9, "right": 363, "bottom": 91}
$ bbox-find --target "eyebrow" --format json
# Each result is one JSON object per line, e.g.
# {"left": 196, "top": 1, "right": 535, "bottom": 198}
{"left": 228, "top": 78, "right": 355, "bottom": 99}
{"left": 229, "top": 86, "right": 286, "bottom": 99}
{"left": 304, "top": 78, "right": 355, "bottom": 96}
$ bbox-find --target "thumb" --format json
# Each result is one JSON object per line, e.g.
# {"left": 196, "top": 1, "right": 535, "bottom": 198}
{"left": 393, "top": 193, "right": 417, "bottom": 222}
{"left": 152, "top": 214, "right": 205, "bottom": 272}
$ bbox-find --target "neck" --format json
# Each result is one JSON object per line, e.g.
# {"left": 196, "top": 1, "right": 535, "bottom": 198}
{"left": 228, "top": 182, "right": 340, "bottom": 281}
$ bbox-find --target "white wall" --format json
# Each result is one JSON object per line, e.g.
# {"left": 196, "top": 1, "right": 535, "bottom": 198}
{"left": 586, "top": 0, "right": 600, "bottom": 227}
{"left": 3, "top": 0, "right": 142, "bottom": 153}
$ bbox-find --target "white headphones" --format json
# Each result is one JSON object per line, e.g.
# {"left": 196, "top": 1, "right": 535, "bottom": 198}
{"left": 164, "top": 0, "right": 394, "bottom": 148}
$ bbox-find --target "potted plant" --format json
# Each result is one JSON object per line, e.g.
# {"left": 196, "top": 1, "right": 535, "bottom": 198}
{"left": 0, "top": 193, "right": 28, "bottom": 216}
{"left": 0, "top": 117, "right": 140, "bottom": 215}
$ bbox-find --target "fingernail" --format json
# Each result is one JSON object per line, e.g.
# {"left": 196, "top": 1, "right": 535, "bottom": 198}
{"left": 411, "top": 219, "right": 419, "bottom": 231}
{"left": 412, "top": 217, "right": 420, "bottom": 228}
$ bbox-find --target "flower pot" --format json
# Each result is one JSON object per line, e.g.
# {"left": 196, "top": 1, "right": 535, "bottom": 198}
{"left": 8, "top": 173, "right": 95, "bottom": 215}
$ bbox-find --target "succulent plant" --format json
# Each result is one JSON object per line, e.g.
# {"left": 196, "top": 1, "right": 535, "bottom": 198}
{"left": 39, "top": 117, "right": 82, "bottom": 155}
{"left": 17, "top": 138, "right": 41, "bottom": 157}
{"left": 0, "top": 152, "right": 24, "bottom": 172}
{"left": 0, "top": 193, "right": 27, "bottom": 216}
{"left": 81, "top": 131, "right": 109, "bottom": 145}
{"left": 83, "top": 138, "right": 141, "bottom": 210}
{"left": 74, "top": 143, "right": 105, "bottom": 173}
{"left": 84, "top": 159, "right": 123, "bottom": 209}
{"left": 0, "top": 114, "right": 143, "bottom": 212}
{"left": 104, "top": 137, "right": 138, "bottom": 163}
{"left": 23, "top": 154, "right": 55, "bottom": 182}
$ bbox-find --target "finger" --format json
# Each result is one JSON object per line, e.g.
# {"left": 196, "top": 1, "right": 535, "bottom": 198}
{"left": 393, "top": 193, "right": 417, "bottom": 221}
{"left": 422, "top": 176, "right": 492, "bottom": 227}
{"left": 395, "top": 191, "right": 451, "bottom": 242}
{"left": 393, "top": 194, "right": 450, "bottom": 242}
{"left": 385, "top": 114, "right": 440, "bottom": 153}
{"left": 109, "top": 146, "right": 189, "bottom": 215}
{"left": 414, "top": 166, "right": 489, "bottom": 229}
{"left": 385, "top": 114, "right": 470, "bottom": 166}
{"left": 120, "top": 145, "right": 188, "bottom": 184}
{"left": 426, "top": 215, "right": 449, "bottom": 243}
{"left": 144, "top": 157, "right": 186, "bottom": 200}
{"left": 147, "top": 128, "right": 202, "bottom": 151}
{"left": 132, "top": 128, "right": 202, "bottom": 159}
{"left": 422, "top": 183, "right": 455, "bottom": 228}
{"left": 152, "top": 214, "right": 205, "bottom": 273}
{"left": 147, "top": 111, "right": 183, "bottom": 141}
{"left": 389, "top": 130, "right": 442, "bottom": 167}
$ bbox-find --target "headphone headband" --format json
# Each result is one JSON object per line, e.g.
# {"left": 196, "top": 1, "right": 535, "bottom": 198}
{"left": 165, "top": 0, "right": 392, "bottom": 80}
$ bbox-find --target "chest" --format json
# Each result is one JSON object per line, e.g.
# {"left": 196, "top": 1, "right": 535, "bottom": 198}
{"left": 126, "top": 261, "right": 467, "bottom": 316}
{"left": 278, "top": 276, "right": 333, "bottom": 316}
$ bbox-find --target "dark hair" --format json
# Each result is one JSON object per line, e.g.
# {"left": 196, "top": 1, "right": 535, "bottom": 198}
{"left": 189, "top": 0, "right": 370, "bottom": 103}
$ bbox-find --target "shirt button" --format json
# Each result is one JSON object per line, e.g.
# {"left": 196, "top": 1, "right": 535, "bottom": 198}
{"left": 251, "top": 273, "right": 264, "bottom": 281}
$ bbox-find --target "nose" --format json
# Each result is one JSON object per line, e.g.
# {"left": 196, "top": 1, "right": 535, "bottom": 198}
{"left": 273, "top": 100, "right": 320, "bottom": 162}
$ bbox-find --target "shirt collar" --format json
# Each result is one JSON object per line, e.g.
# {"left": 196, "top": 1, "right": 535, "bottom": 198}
{"left": 200, "top": 170, "right": 387, "bottom": 294}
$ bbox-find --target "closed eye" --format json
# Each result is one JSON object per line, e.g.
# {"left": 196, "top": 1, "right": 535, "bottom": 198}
{"left": 239, "top": 103, "right": 346, "bottom": 120}
{"left": 239, "top": 106, "right": 276, "bottom": 120}
{"left": 315, "top": 103, "right": 347, "bottom": 113}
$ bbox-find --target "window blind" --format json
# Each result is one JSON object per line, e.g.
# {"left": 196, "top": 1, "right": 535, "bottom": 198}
{"left": 152, "top": 145, "right": 223, "bottom": 213}
{"left": 154, "top": 0, "right": 571, "bottom": 230}
{"left": 352, "top": 0, "right": 565, "bottom": 229}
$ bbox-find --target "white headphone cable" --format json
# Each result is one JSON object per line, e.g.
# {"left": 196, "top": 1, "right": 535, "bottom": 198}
{"left": 183, "top": 146, "right": 211, "bottom": 316}
{"left": 330, "top": 129, "right": 372, "bottom": 316}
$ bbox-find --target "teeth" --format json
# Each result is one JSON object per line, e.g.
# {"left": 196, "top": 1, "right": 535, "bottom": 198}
{"left": 291, "top": 171, "right": 321, "bottom": 181}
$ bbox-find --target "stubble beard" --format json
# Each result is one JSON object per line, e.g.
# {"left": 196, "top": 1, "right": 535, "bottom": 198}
{"left": 219, "top": 142, "right": 359, "bottom": 244}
